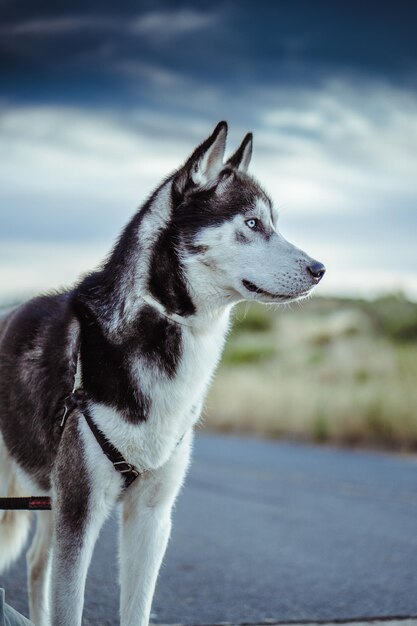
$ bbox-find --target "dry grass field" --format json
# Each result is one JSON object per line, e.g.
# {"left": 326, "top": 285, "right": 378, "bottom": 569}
{"left": 204, "top": 294, "right": 417, "bottom": 451}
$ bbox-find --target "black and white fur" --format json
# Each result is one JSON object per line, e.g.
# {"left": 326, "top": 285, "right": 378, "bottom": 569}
{"left": 0, "top": 122, "right": 325, "bottom": 626}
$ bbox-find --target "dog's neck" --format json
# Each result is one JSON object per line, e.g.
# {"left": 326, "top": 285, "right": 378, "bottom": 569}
{"left": 139, "top": 292, "right": 233, "bottom": 334}
{"left": 140, "top": 293, "right": 193, "bottom": 327}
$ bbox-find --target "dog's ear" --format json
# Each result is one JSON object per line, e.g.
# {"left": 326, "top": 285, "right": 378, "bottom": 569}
{"left": 226, "top": 132, "right": 253, "bottom": 173}
{"left": 174, "top": 121, "right": 228, "bottom": 194}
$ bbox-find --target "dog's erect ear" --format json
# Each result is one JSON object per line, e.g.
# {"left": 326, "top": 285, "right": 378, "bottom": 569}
{"left": 226, "top": 132, "right": 253, "bottom": 173}
{"left": 175, "top": 121, "right": 228, "bottom": 194}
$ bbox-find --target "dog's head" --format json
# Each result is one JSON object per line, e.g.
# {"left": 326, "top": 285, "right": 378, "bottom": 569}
{"left": 154, "top": 121, "right": 325, "bottom": 309}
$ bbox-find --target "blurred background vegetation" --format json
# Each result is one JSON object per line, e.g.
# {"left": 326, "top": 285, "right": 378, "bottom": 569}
{"left": 203, "top": 294, "right": 417, "bottom": 451}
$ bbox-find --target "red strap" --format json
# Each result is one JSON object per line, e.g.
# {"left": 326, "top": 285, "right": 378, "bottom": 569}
{"left": 0, "top": 496, "right": 51, "bottom": 510}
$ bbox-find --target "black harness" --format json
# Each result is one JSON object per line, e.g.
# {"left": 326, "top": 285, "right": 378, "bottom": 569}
{"left": 0, "top": 383, "right": 140, "bottom": 511}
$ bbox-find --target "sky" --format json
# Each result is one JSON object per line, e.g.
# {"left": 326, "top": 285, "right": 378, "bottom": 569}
{"left": 1, "top": 0, "right": 417, "bottom": 302}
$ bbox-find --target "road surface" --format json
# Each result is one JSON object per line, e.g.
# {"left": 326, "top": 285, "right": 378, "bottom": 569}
{"left": 1, "top": 433, "right": 417, "bottom": 625}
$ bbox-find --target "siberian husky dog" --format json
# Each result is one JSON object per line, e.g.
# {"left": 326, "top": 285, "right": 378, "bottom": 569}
{"left": 0, "top": 122, "right": 325, "bottom": 626}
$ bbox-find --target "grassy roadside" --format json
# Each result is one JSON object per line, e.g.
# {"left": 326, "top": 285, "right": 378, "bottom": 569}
{"left": 203, "top": 294, "right": 417, "bottom": 451}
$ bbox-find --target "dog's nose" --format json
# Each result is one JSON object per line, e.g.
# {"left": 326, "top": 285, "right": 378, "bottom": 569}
{"left": 307, "top": 261, "right": 326, "bottom": 282}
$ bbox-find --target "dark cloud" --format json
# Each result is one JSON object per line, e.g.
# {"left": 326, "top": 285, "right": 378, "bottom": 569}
{"left": 1, "top": 0, "right": 417, "bottom": 112}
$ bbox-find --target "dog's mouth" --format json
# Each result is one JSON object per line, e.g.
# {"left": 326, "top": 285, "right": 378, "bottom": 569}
{"left": 241, "top": 279, "right": 310, "bottom": 301}
{"left": 242, "top": 279, "right": 286, "bottom": 300}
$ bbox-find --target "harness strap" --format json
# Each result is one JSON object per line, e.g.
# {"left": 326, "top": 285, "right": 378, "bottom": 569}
{"left": 83, "top": 407, "right": 140, "bottom": 489}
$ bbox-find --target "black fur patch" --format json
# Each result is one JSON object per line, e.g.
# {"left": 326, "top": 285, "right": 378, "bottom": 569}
{"left": 254, "top": 220, "right": 273, "bottom": 241}
{"left": 235, "top": 230, "right": 249, "bottom": 244}
{"left": 185, "top": 243, "right": 209, "bottom": 255}
{"left": 148, "top": 222, "right": 196, "bottom": 317}
{"left": 136, "top": 305, "right": 182, "bottom": 379}
{"left": 73, "top": 300, "right": 151, "bottom": 424}
{"left": 0, "top": 293, "right": 79, "bottom": 490}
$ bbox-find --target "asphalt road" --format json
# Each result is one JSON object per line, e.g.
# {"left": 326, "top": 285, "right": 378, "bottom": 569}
{"left": 2, "top": 433, "right": 417, "bottom": 625}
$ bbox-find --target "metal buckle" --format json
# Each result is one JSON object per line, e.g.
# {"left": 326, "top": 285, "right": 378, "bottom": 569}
{"left": 113, "top": 461, "right": 134, "bottom": 474}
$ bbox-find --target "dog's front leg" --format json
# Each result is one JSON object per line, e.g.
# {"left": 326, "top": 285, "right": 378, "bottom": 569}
{"left": 120, "top": 430, "right": 193, "bottom": 626}
{"left": 50, "top": 417, "right": 122, "bottom": 626}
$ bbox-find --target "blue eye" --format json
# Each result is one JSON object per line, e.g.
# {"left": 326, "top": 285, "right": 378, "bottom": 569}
{"left": 245, "top": 218, "right": 258, "bottom": 229}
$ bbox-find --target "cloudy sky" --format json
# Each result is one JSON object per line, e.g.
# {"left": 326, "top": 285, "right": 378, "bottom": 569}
{"left": 1, "top": 0, "right": 417, "bottom": 302}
